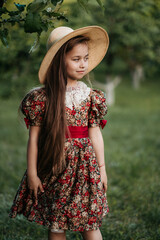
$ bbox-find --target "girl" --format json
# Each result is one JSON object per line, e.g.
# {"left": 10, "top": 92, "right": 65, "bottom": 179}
{"left": 9, "top": 26, "right": 109, "bottom": 240}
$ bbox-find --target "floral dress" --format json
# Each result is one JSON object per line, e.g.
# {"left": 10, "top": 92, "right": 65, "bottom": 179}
{"left": 9, "top": 81, "right": 109, "bottom": 232}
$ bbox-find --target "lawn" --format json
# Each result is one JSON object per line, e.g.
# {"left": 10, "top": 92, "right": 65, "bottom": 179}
{"left": 0, "top": 79, "right": 160, "bottom": 240}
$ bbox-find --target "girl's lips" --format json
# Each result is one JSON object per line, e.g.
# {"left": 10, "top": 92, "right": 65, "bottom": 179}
{"left": 77, "top": 71, "right": 85, "bottom": 73}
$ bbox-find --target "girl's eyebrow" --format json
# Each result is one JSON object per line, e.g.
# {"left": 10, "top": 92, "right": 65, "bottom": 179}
{"left": 73, "top": 53, "right": 89, "bottom": 58}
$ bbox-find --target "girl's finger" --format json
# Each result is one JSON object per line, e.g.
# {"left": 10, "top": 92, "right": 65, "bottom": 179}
{"left": 34, "top": 189, "right": 38, "bottom": 205}
{"left": 39, "top": 182, "right": 44, "bottom": 193}
{"left": 29, "top": 188, "right": 34, "bottom": 194}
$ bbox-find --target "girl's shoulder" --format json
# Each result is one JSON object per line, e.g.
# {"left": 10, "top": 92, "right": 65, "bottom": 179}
{"left": 20, "top": 87, "right": 46, "bottom": 128}
{"left": 90, "top": 88, "right": 106, "bottom": 102}
{"left": 77, "top": 81, "right": 106, "bottom": 103}
{"left": 88, "top": 85, "right": 108, "bottom": 129}
{"left": 22, "top": 86, "right": 46, "bottom": 104}
{"left": 86, "top": 81, "right": 106, "bottom": 104}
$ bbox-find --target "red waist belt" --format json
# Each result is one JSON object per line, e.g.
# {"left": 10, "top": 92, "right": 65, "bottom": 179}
{"left": 65, "top": 126, "right": 88, "bottom": 138}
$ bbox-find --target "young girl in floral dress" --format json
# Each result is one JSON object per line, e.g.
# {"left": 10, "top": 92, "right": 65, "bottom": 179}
{"left": 9, "top": 26, "right": 109, "bottom": 240}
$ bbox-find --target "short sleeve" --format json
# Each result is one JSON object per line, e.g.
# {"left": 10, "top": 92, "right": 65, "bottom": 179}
{"left": 88, "top": 89, "right": 108, "bottom": 129}
{"left": 20, "top": 88, "right": 46, "bottom": 128}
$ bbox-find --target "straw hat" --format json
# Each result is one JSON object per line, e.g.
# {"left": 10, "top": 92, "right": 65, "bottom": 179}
{"left": 38, "top": 26, "right": 109, "bottom": 84}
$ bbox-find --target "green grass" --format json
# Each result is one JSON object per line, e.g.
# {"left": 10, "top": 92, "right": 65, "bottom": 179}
{"left": 0, "top": 79, "right": 160, "bottom": 239}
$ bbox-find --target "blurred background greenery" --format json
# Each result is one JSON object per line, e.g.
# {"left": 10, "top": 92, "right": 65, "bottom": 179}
{"left": 0, "top": 0, "right": 160, "bottom": 239}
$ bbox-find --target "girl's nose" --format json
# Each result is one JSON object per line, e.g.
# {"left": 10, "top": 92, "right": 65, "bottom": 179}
{"left": 79, "top": 59, "right": 85, "bottom": 68}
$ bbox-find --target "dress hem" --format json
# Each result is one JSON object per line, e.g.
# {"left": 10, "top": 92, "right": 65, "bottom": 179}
{"left": 9, "top": 211, "right": 109, "bottom": 232}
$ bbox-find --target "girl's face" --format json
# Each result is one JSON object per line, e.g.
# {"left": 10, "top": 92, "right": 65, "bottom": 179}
{"left": 65, "top": 43, "right": 89, "bottom": 82}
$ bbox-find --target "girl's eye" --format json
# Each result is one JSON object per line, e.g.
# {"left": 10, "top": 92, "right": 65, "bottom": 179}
{"left": 73, "top": 57, "right": 88, "bottom": 61}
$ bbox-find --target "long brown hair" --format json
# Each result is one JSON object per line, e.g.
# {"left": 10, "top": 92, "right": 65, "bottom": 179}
{"left": 37, "top": 35, "right": 90, "bottom": 179}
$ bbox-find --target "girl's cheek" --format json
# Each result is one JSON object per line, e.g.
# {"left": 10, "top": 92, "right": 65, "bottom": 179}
{"left": 73, "top": 62, "right": 78, "bottom": 68}
{"left": 85, "top": 62, "right": 88, "bottom": 69}
{"left": 70, "top": 60, "right": 76, "bottom": 66}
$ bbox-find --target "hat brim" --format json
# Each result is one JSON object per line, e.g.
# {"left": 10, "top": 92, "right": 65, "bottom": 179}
{"left": 38, "top": 26, "right": 109, "bottom": 84}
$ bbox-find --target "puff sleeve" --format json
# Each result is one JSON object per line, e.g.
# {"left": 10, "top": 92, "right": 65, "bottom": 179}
{"left": 88, "top": 89, "right": 108, "bottom": 129}
{"left": 20, "top": 88, "right": 46, "bottom": 129}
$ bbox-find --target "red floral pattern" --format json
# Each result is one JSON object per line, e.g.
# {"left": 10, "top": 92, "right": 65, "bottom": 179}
{"left": 9, "top": 83, "right": 109, "bottom": 232}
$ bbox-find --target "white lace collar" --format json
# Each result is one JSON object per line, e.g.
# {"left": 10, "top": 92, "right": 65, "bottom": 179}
{"left": 65, "top": 81, "right": 91, "bottom": 109}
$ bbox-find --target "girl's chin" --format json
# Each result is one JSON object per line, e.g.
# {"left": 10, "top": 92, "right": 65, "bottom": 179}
{"left": 68, "top": 74, "right": 86, "bottom": 81}
{"left": 77, "top": 74, "right": 86, "bottom": 79}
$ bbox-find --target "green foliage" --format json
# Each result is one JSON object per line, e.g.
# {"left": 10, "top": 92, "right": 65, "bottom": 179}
{"left": 51, "top": 0, "right": 64, "bottom": 6}
{"left": 24, "top": 12, "right": 47, "bottom": 34}
{"left": 0, "top": 0, "right": 104, "bottom": 50}
{"left": 0, "top": 28, "right": 8, "bottom": 46}
{"left": 76, "top": 0, "right": 104, "bottom": 13}
{"left": 27, "top": 0, "right": 48, "bottom": 13}
{"left": 0, "top": 6, "right": 8, "bottom": 16}
{"left": 66, "top": 0, "right": 160, "bottom": 78}
{"left": 0, "top": 0, "right": 66, "bottom": 50}
{"left": 77, "top": 0, "right": 89, "bottom": 13}
{"left": 95, "top": 0, "right": 160, "bottom": 75}
{"left": 0, "top": 27, "right": 47, "bottom": 99}
{"left": 0, "top": 80, "right": 160, "bottom": 239}
{"left": 42, "top": 9, "right": 68, "bottom": 21}
{"left": 14, "top": 3, "right": 26, "bottom": 12}
{"left": 95, "top": 0, "right": 105, "bottom": 13}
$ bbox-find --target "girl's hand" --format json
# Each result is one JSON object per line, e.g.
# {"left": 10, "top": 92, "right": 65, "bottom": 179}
{"left": 99, "top": 167, "right": 108, "bottom": 192}
{"left": 27, "top": 174, "right": 44, "bottom": 205}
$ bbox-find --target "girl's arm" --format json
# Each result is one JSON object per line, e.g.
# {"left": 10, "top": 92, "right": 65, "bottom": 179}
{"left": 27, "top": 126, "right": 44, "bottom": 205}
{"left": 88, "top": 126, "right": 108, "bottom": 192}
{"left": 27, "top": 126, "right": 40, "bottom": 177}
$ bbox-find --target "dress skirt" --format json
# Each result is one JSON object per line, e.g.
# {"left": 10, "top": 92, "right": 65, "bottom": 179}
{"left": 9, "top": 137, "right": 109, "bottom": 232}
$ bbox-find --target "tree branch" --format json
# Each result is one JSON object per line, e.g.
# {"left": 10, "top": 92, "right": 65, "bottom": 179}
{"left": 0, "top": 0, "right": 4, "bottom": 8}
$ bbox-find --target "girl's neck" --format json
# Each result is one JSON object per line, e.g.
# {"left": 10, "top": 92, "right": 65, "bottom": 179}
{"left": 66, "top": 79, "right": 78, "bottom": 88}
{"left": 66, "top": 80, "right": 80, "bottom": 92}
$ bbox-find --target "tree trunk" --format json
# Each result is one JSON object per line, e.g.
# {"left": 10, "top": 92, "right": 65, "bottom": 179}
{"left": 93, "top": 75, "right": 121, "bottom": 106}
{"left": 131, "top": 65, "right": 144, "bottom": 89}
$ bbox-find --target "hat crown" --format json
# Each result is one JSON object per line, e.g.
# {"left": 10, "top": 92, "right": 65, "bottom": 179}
{"left": 47, "top": 26, "right": 74, "bottom": 50}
